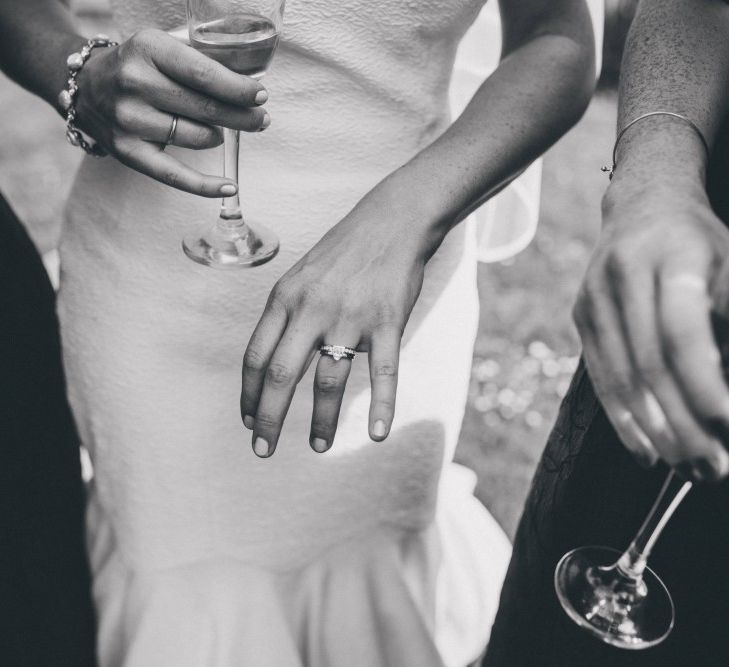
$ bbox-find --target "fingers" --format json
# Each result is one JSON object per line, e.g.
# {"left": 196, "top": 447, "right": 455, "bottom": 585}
{"left": 146, "top": 31, "right": 269, "bottom": 108}
{"left": 125, "top": 68, "right": 269, "bottom": 133}
{"left": 658, "top": 270, "right": 729, "bottom": 438}
{"left": 368, "top": 327, "right": 401, "bottom": 442}
{"left": 615, "top": 268, "right": 729, "bottom": 480}
{"left": 152, "top": 79, "right": 270, "bottom": 133}
{"left": 606, "top": 269, "right": 684, "bottom": 454}
{"left": 250, "top": 324, "right": 317, "bottom": 458}
{"left": 113, "top": 137, "right": 237, "bottom": 197}
{"left": 115, "top": 100, "right": 222, "bottom": 148}
{"left": 607, "top": 402, "right": 660, "bottom": 468}
{"left": 576, "top": 288, "right": 660, "bottom": 467}
{"left": 241, "top": 295, "right": 289, "bottom": 430}
{"left": 309, "top": 354, "right": 353, "bottom": 453}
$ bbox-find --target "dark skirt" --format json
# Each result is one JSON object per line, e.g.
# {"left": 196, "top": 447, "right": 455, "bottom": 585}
{"left": 483, "top": 362, "right": 729, "bottom": 666}
{"left": 0, "top": 194, "right": 96, "bottom": 665}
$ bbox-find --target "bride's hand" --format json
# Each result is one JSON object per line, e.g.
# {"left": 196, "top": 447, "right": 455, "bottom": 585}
{"left": 574, "top": 181, "right": 729, "bottom": 481}
{"left": 74, "top": 29, "right": 269, "bottom": 197}
{"left": 240, "top": 183, "right": 437, "bottom": 458}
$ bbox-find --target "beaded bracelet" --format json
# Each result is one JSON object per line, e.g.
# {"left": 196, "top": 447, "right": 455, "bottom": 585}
{"left": 602, "top": 111, "right": 710, "bottom": 179}
{"left": 57, "top": 34, "right": 119, "bottom": 157}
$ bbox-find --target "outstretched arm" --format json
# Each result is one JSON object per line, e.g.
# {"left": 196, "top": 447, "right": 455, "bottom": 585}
{"left": 574, "top": 0, "right": 729, "bottom": 481}
{"left": 240, "top": 0, "right": 596, "bottom": 457}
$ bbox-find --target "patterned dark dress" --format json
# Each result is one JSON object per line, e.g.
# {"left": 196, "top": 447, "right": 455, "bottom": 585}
{"left": 483, "top": 121, "right": 729, "bottom": 667}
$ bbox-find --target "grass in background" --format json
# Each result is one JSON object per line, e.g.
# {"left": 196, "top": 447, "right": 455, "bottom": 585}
{"left": 457, "top": 94, "right": 616, "bottom": 537}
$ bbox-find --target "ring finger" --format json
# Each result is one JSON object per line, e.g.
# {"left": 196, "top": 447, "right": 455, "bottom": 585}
{"left": 309, "top": 349, "right": 355, "bottom": 453}
{"left": 119, "top": 101, "right": 222, "bottom": 149}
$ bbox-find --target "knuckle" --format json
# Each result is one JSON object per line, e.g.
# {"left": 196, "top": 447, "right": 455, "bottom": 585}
{"left": 243, "top": 347, "right": 267, "bottom": 373}
{"left": 254, "top": 412, "right": 278, "bottom": 431}
{"left": 315, "top": 374, "right": 342, "bottom": 395}
{"left": 116, "top": 61, "right": 145, "bottom": 93}
{"left": 194, "top": 125, "right": 217, "bottom": 147}
{"left": 298, "top": 283, "right": 325, "bottom": 308}
{"left": 126, "top": 29, "right": 158, "bottom": 56}
{"left": 112, "top": 101, "right": 135, "bottom": 130}
{"left": 373, "top": 363, "right": 398, "bottom": 379}
{"left": 596, "top": 372, "right": 632, "bottom": 398}
{"left": 637, "top": 358, "right": 664, "bottom": 385}
{"left": 269, "top": 281, "right": 296, "bottom": 311}
{"left": 605, "top": 251, "right": 633, "bottom": 284}
{"left": 201, "top": 97, "right": 219, "bottom": 119}
{"left": 266, "top": 362, "right": 295, "bottom": 388}
{"left": 130, "top": 28, "right": 155, "bottom": 44}
{"left": 376, "top": 302, "right": 401, "bottom": 326}
{"left": 191, "top": 59, "right": 216, "bottom": 84}
{"left": 162, "top": 171, "right": 180, "bottom": 188}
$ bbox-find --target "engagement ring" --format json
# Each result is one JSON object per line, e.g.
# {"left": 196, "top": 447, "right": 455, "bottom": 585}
{"left": 320, "top": 344, "right": 356, "bottom": 361}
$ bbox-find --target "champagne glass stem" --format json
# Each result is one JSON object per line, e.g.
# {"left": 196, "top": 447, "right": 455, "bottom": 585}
{"left": 616, "top": 471, "right": 692, "bottom": 579}
{"left": 220, "top": 127, "right": 243, "bottom": 225}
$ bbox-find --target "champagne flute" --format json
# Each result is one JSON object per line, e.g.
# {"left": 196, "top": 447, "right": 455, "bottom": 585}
{"left": 183, "top": 0, "right": 285, "bottom": 268}
{"left": 554, "top": 471, "right": 691, "bottom": 649}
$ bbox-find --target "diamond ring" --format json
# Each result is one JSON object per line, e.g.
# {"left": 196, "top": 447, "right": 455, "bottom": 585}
{"left": 320, "top": 344, "right": 356, "bottom": 361}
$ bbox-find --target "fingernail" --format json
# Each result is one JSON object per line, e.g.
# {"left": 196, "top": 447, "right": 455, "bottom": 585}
{"left": 716, "top": 450, "right": 729, "bottom": 477}
{"left": 253, "top": 437, "right": 269, "bottom": 458}
{"left": 703, "top": 452, "right": 729, "bottom": 482}
{"left": 260, "top": 112, "right": 271, "bottom": 130}
{"left": 373, "top": 420, "right": 387, "bottom": 439}
{"left": 254, "top": 89, "right": 268, "bottom": 105}
{"left": 243, "top": 415, "right": 254, "bottom": 430}
{"left": 311, "top": 437, "right": 328, "bottom": 453}
{"left": 220, "top": 183, "right": 237, "bottom": 196}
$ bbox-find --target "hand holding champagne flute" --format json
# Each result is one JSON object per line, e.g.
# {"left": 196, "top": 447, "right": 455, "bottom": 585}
{"left": 555, "top": 310, "right": 729, "bottom": 650}
{"left": 183, "top": 0, "right": 286, "bottom": 268}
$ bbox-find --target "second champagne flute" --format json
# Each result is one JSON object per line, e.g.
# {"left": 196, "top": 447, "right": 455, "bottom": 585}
{"left": 183, "top": 0, "right": 285, "bottom": 268}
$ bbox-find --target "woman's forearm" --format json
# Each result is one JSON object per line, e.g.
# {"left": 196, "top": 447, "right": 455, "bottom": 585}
{"left": 382, "top": 1, "right": 595, "bottom": 259}
{"left": 607, "top": 0, "right": 729, "bottom": 197}
{"left": 0, "top": 0, "right": 87, "bottom": 110}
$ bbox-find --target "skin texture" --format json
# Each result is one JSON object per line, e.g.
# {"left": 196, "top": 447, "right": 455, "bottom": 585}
{"left": 0, "top": 1, "right": 269, "bottom": 197}
{"left": 573, "top": 0, "right": 729, "bottom": 481}
{"left": 240, "top": 0, "right": 596, "bottom": 457}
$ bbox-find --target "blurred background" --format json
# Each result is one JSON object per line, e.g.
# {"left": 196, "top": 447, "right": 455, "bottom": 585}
{"left": 0, "top": 0, "right": 638, "bottom": 538}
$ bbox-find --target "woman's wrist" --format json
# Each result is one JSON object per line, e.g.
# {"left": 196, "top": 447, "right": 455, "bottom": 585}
{"left": 607, "top": 114, "right": 709, "bottom": 197}
{"left": 18, "top": 31, "right": 89, "bottom": 112}
{"left": 378, "top": 160, "right": 463, "bottom": 262}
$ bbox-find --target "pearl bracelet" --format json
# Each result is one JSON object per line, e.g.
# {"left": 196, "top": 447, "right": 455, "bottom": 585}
{"left": 58, "top": 34, "right": 119, "bottom": 157}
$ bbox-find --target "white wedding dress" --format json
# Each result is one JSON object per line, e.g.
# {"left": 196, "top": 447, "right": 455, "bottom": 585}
{"left": 58, "top": 1, "right": 511, "bottom": 664}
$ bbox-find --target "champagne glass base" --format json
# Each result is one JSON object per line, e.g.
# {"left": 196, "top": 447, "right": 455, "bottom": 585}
{"left": 554, "top": 547, "right": 675, "bottom": 650}
{"left": 182, "top": 219, "right": 279, "bottom": 269}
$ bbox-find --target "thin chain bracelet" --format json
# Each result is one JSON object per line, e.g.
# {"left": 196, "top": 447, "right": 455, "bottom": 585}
{"left": 57, "top": 34, "right": 119, "bottom": 157}
{"left": 601, "top": 111, "right": 710, "bottom": 179}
